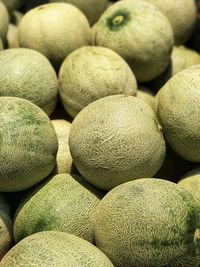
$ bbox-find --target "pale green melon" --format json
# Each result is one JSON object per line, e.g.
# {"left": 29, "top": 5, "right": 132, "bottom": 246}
{"left": 59, "top": 46, "right": 137, "bottom": 118}
{"left": 13, "top": 174, "right": 104, "bottom": 243}
{"left": 141, "top": 0, "right": 197, "bottom": 45}
{"left": 94, "top": 178, "right": 200, "bottom": 267}
{"left": 69, "top": 95, "right": 166, "bottom": 191}
{"left": 0, "top": 97, "right": 58, "bottom": 192}
{"left": 0, "top": 48, "right": 58, "bottom": 115}
{"left": 1, "top": 0, "right": 24, "bottom": 10}
{"left": 178, "top": 167, "right": 200, "bottom": 205}
{"left": 156, "top": 65, "right": 200, "bottom": 162}
{"left": 0, "top": 1, "right": 9, "bottom": 43}
{"left": 51, "top": 120, "right": 73, "bottom": 174}
{"left": 18, "top": 3, "right": 92, "bottom": 69}
{"left": 137, "top": 85, "right": 156, "bottom": 113}
{"left": 0, "top": 194, "right": 12, "bottom": 260}
{"left": 49, "top": 0, "right": 108, "bottom": 25}
{"left": 172, "top": 46, "right": 200, "bottom": 75}
{"left": 92, "top": 0, "right": 174, "bottom": 82}
{"left": 1, "top": 231, "right": 114, "bottom": 266}
{"left": 6, "top": 24, "right": 19, "bottom": 48}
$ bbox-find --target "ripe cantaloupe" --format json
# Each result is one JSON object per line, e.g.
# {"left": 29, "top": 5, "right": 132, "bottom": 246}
{"left": 178, "top": 168, "right": 200, "bottom": 205}
{"left": 51, "top": 120, "right": 73, "bottom": 174}
{"left": 49, "top": 0, "right": 108, "bottom": 25}
{"left": 59, "top": 46, "right": 137, "bottom": 118}
{"left": 13, "top": 174, "right": 103, "bottom": 243}
{"left": 18, "top": 3, "right": 92, "bottom": 69}
{"left": 0, "top": 1, "right": 9, "bottom": 43}
{"left": 171, "top": 46, "right": 200, "bottom": 75}
{"left": 156, "top": 65, "right": 200, "bottom": 162}
{"left": 0, "top": 48, "right": 58, "bottom": 115}
{"left": 0, "top": 97, "right": 58, "bottom": 192}
{"left": 92, "top": 0, "right": 174, "bottom": 82}
{"left": 94, "top": 178, "right": 200, "bottom": 267}
{"left": 69, "top": 95, "right": 166, "bottom": 191}
{"left": 0, "top": 194, "right": 12, "bottom": 260}
{"left": 1, "top": 231, "right": 114, "bottom": 266}
{"left": 6, "top": 24, "right": 19, "bottom": 48}
{"left": 141, "top": 0, "right": 197, "bottom": 45}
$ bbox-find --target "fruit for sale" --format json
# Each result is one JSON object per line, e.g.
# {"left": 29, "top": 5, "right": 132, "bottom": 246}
{"left": 69, "top": 95, "right": 166, "bottom": 191}
{"left": 59, "top": 46, "right": 137, "bottom": 117}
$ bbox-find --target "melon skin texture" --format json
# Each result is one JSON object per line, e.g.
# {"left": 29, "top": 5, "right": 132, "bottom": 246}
{"left": 69, "top": 95, "right": 166, "bottom": 191}
{"left": 13, "top": 174, "right": 103, "bottom": 243}
{"left": 92, "top": 0, "right": 174, "bottom": 82}
{"left": 0, "top": 97, "right": 58, "bottom": 192}
{"left": 18, "top": 3, "right": 92, "bottom": 69}
{"left": 0, "top": 48, "right": 58, "bottom": 116}
{"left": 59, "top": 46, "right": 137, "bottom": 118}
{"left": 51, "top": 120, "right": 73, "bottom": 174}
{"left": 156, "top": 65, "right": 200, "bottom": 162}
{"left": 1, "top": 231, "right": 114, "bottom": 267}
{"left": 171, "top": 46, "right": 200, "bottom": 76}
{"left": 0, "top": 1, "right": 9, "bottom": 43}
{"left": 49, "top": 0, "right": 108, "bottom": 25}
{"left": 178, "top": 168, "right": 200, "bottom": 205}
{"left": 94, "top": 178, "right": 200, "bottom": 267}
{"left": 141, "top": 0, "right": 197, "bottom": 45}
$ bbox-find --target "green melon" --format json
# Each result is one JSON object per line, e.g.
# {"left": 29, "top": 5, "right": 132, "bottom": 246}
{"left": 0, "top": 48, "right": 58, "bottom": 115}
{"left": 0, "top": 1, "right": 9, "bottom": 43}
{"left": 0, "top": 194, "right": 12, "bottom": 260}
{"left": 94, "top": 178, "right": 200, "bottom": 267}
{"left": 172, "top": 46, "right": 200, "bottom": 76}
{"left": 49, "top": 0, "right": 108, "bottom": 25}
{"left": 92, "top": 0, "right": 174, "bottom": 82}
{"left": 6, "top": 24, "right": 19, "bottom": 48}
{"left": 18, "top": 3, "right": 92, "bottom": 69}
{"left": 13, "top": 173, "right": 104, "bottom": 243}
{"left": 0, "top": 97, "right": 58, "bottom": 192}
{"left": 178, "top": 167, "right": 200, "bottom": 205}
{"left": 59, "top": 46, "right": 137, "bottom": 118}
{"left": 51, "top": 120, "right": 73, "bottom": 174}
{"left": 156, "top": 65, "right": 200, "bottom": 162}
{"left": 1, "top": 231, "right": 114, "bottom": 266}
{"left": 69, "top": 95, "right": 166, "bottom": 191}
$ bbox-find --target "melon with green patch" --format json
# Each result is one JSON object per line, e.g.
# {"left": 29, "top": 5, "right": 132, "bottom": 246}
{"left": 0, "top": 97, "right": 58, "bottom": 192}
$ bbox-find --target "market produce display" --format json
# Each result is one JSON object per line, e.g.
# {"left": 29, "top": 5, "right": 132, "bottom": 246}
{"left": 0, "top": 0, "right": 200, "bottom": 266}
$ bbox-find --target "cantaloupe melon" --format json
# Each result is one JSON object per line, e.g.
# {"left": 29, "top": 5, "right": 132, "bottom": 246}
{"left": 94, "top": 178, "right": 200, "bottom": 266}
{"left": 59, "top": 46, "right": 137, "bottom": 118}
{"left": 49, "top": 0, "right": 108, "bottom": 25}
{"left": 92, "top": 0, "right": 174, "bottom": 82}
{"left": 0, "top": 48, "right": 58, "bottom": 115}
{"left": 51, "top": 120, "right": 73, "bottom": 174}
{"left": 18, "top": 3, "right": 92, "bottom": 69}
{"left": 69, "top": 95, "right": 166, "bottom": 191}
{"left": 156, "top": 65, "right": 200, "bottom": 162}
{"left": 0, "top": 1, "right": 9, "bottom": 43}
{"left": 13, "top": 174, "right": 103, "bottom": 243}
{"left": 0, "top": 97, "right": 58, "bottom": 192}
{"left": 1, "top": 231, "right": 114, "bottom": 266}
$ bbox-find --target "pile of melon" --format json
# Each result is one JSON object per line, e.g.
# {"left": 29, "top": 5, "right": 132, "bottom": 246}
{"left": 1, "top": 0, "right": 200, "bottom": 266}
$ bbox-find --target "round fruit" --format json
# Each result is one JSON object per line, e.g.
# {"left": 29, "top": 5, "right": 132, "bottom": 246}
{"left": 137, "top": 86, "right": 156, "bottom": 113}
{"left": 49, "top": 0, "right": 108, "bottom": 25}
{"left": 0, "top": 97, "right": 58, "bottom": 192}
{"left": 0, "top": 48, "right": 58, "bottom": 115}
{"left": 94, "top": 178, "right": 200, "bottom": 267}
{"left": 59, "top": 46, "right": 137, "bottom": 117}
{"left": 6, "top": 24, "right": 19, "bottom": 48}
{"left": 69, "top": 95, "right": 166, "bottom": 191}
{"left": 92, "top": 0, "right": 174, "bottom": 82}
{"left": 172, "top": 46, "right": 200, "bottom": 75}
{"left": 14, "top": 174, "right": 103, "bottom": 243}
{"left": 0, "top": 1, "right": 9, "bottom": 43}
{"left": 142, "top": 0, "right": 197, "bottom": 45}
{"left": 157, "top": 65, "right": 200, "bottom": 162}
{"left": 18, "top": 3, "right": 91, "bottom": 69}
{"left": 178, "top": 167, "right": 200, "bottom": 204}
{"left": 51, "top": 120, "right": 73, "bottom": 174}
{"left": 1, "top": 0, "right": 24, "bottom": 10}
{"left": 1, "top": 231, "right": 114, "bottom": 266}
